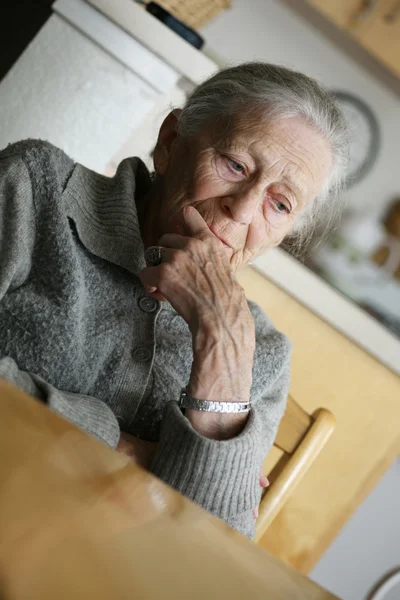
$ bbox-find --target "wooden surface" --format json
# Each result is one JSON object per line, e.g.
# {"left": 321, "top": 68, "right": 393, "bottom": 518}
{"left": 274, "top": 395, "right": 313, "bottom": 453}
{"left": 0, "top": 379, "right": 339, "bottom": 600}
{"left": 238, "top": 267, "right": 400, "bottom": 574}
{"left": 306, "top": 0, "right": 400, "bottom": 79}
{"left": 353, "top": 0, "right": 400, "bottom": 79}
{"left": 256, "top": 406, "right": 336, "bottom": 541}
{"left": 305, "top": 0, "right": 373, "bottom": 29}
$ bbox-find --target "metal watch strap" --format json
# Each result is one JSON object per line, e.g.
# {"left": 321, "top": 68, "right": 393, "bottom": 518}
{"left": 178, "top": 389, "right": 251, "bottom": 414}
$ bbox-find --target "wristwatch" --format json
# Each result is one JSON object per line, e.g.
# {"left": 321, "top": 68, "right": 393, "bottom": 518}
{"left": 178, "top": 389, "right": 251, "bottom": 414}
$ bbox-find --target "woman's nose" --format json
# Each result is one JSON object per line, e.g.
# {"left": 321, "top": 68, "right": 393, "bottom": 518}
{"left": 221, "top": 190, "right": 260, "bottom": 225}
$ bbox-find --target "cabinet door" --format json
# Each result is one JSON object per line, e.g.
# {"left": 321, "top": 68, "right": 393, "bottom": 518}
{"left": 353, "top": 0, "right": 400, "bottom": 78}
{"left": 305, "top": 0, "right": 381, "bottom": 29}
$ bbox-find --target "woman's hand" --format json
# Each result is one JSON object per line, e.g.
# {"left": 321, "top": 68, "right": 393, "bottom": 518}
{"left": 140, "top": 206, "right": 256, "bottom": 439}
{"left": 116, "top": 432, "right": 157, "bottom": 470}
{"left": 253, "top": 471, "right": 270, "bottom": 519}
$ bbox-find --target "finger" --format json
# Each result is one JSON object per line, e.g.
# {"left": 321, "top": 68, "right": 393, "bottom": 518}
{"left": 116, "top": 439, "right": 137, "bottom": 462}
{"left": 143, "top": 281, "right": 166, "bottom": 302}
{"left": 158, "top": 233, "right": 190, "bottom": 249}
{"left": 145, "top": 246, "right": 164, "bottom": 267}
{"left": 140, "top": 269, "right": 168, "bottom": 301}
{"left": 182, "top": 206, "right": 212, "bottom": 239}
{"left": 141, "top": 246, "right": 187, "bottom": 307}
{"left": 260, "top": 474, "right": 270, "bottom": 488}
{"left": 145, "top": 246, "right": 184, "bottom": 269}
{"left": 143, "top": 283, "right": 157, "bottom": 294}
{"left": 141, "top": 254, "right": 177, "bottom": 293}
{"left": 140, "top": 266, "right": 161, "bottom": 290}
{"left": 147, "top": 288, "right": 167, "bottom": 302}
{"left": 253, "top": 507, "right": 259, "bottom": 519}
{"left": 144, "top": 247, "right": 165, "bottom": 270}
{"left": 167, "top": 211, "right": 188, "bottom": 236}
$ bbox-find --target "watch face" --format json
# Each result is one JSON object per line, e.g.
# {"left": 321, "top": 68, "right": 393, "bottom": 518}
{"left": 331, "top": 91, "right": 381, "bottom": 188}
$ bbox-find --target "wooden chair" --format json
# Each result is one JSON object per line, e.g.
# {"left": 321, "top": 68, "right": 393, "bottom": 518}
{"left": 255, "top": 396, "right": 336, "bottom": 542}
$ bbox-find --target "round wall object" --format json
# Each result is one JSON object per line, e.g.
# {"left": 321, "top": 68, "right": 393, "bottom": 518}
{"left": 331, "top": 90, "right": 381, "bottom": 189}
{"left": 367, "top": 568, "right": 400, "bottom": 600}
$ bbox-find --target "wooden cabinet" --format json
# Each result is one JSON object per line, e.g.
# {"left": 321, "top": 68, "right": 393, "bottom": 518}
{"left": 305, "top": 0, "right": 375, "bottom": 29}
{"left": 306, "top": 0, "right": 400, "bottom": 79}
{"left": 354, "top": 0, "right": 400, "bottom": 77}
{"left": 238, "top": 267, "right": 400, "bottom": 574}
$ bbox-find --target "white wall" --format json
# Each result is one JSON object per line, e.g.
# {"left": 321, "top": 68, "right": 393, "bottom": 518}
{"left": 200, "top": 0, "right": 400, "bottom": 220}
{"left": 311, "top": 459, "right": 400, "bottom": 600}
{"left": 0, "top": 14, "right": 160, "bottom": 173}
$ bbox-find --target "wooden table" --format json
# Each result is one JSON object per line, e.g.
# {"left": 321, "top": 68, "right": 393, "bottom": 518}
{"left": 0, "top": 379, "right": 338, "bottom": 600}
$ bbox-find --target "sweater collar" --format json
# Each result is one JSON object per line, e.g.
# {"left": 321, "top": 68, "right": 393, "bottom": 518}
{"left": 63, "top": 157, "right": 152, "bottom": 277}
{"left": 63, "top": 157, "right": 175, "bottom": 312}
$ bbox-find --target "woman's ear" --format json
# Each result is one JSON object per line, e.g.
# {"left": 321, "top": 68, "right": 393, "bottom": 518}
{"left": 153, "top": 109, "right": 182, "bottom": 176}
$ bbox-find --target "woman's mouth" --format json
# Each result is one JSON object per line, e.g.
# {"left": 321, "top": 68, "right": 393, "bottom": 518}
{"left": 218, "top": 238, "right": 232, "bottom": 249}
{"left": 208, "top": 226, "right": 233, "bottom": 250}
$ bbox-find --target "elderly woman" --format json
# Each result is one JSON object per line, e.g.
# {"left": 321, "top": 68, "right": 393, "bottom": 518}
{"left": 0, "top": 63, "right": 347, "bottom": 538}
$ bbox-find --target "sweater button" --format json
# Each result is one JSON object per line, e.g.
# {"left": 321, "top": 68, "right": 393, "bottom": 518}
{"left": 138, "top": 296, "right": 158, "bottom": 313}
{"left": 132, "top": 347, "right": 152, "bottom": 363}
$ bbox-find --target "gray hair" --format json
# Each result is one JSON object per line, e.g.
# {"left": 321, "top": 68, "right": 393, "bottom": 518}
{"left": 177, "top": 62, "right": 349, "bottom": 255}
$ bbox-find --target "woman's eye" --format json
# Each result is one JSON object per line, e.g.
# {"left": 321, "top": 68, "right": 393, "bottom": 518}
{"left": 268, "top": 195, "right": 291, "bottom": 217}
{"left": 275, "top": 200, "right": 289, "bottom": 213}
{"left": 216, "top": 154, "right": 247, "bottom": 180}
{"left": 227, "top": 158, "right": 245, "bottom": 174}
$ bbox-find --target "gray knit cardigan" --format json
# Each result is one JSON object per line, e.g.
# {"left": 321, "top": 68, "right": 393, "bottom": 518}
{"left": 0, "top": 139, "right": 291, "bottom": 538}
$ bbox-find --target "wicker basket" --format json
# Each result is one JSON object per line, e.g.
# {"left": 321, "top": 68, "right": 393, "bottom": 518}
{"left": 154, "top": 0, "right": 232, "bottom": 29}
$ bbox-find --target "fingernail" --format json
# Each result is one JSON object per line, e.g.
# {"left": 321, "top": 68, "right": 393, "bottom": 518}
{"left": 260, "top": 474, "right": 270, "bottom": 487}
{"left": 144, "top": 284, "right": 157, "bottom": 294}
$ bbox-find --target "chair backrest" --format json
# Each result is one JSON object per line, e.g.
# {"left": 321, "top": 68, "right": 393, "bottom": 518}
{"left": 274, "top": 396, "right": 313, "bottom": 454}
{"left": 255, "top": 395, "right": 335, "bottom": 542}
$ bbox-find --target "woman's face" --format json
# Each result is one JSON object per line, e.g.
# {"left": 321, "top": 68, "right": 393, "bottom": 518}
{"left": 153, "top": 112, "right": 332, "bottom": 271}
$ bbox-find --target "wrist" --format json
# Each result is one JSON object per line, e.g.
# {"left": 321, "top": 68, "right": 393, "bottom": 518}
{"left": 191, "top": 318, "right": 255, "bottom": 358}
{"left": 189, "top": 349, "right": 253, "bottom": 403}
{"left": 185, "top": 409, "right": 248, "bottom": 440}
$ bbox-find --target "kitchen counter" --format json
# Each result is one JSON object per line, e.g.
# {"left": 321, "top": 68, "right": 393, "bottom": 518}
{"left": 254, "top": 249, "right": 400, "bottom": 376}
